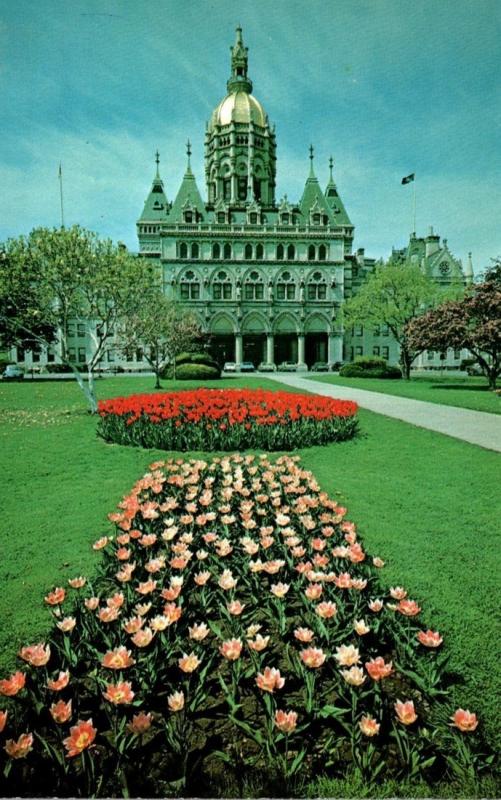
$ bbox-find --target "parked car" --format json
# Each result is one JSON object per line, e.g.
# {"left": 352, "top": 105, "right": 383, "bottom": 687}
{"left": 223, "top": 362, "right": 237, "bottom": 373}
{"left": 2, "top": 365, "right": 24, "bottom": 380}
{"left": 311, "top": 361, "right": 329, "bottom": 372}
{"left": 239, "top": 361, "right": 255, "bottom": 373}
{"left": 257, "top": 362, "right": 277, "bottom": 372}
{"left": 278, "top": 361, "right": 297, "bottom": 372}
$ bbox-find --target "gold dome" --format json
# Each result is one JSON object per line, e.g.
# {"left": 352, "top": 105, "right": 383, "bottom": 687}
{"left": 210, "top": 90, "right": 267, "bottom": 129}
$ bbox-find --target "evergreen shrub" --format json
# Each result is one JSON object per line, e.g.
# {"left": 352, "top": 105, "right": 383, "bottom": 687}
{"left": 340, "top": 356, "right": 402, "bottom": 379}
{"left": 175, "top": 363, "right": 220, "bottom": 381}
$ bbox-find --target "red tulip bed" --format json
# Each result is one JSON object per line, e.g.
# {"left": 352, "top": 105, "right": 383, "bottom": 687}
{"left": 96, "top": 388, "right": 358, "bottom": 451}
{"left": 0, "top": 454, "right": 485, "bottom": 797}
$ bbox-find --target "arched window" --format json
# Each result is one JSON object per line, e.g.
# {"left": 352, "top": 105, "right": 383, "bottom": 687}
{"left": 213, "top": 270, "right": 232, "bottom": 300}
{"left": 212, "top": 243, "right": 221, "bottom": 259}
{"left": 287, "top": 244, "right": 295, "bottom": 260}
{"left": 223, "top": 242, "right": 232, "bottom": 260}
{"left": 276, "top": 244, "right": 284, "bottom": 260}
{"left": 307, "top": 270, "right": 327, "bottom": 301}
{"left": 244, "top": 243, "right": 253, "bottom": 260}
{"left": 244, "top": 270, "right": 264, "bottom": 300}
{"left": 179, "top": 242, "right": 188, "bottom": 259}
{"left": 308, "top": 244, "right": 316, "bottom": 261}
{"left": 256, "top": 243, "right": 264, "bottom": 260}
{"left": 318, "top": 244, "right": 327, "bottom": 261}
{"left": 276, "top": 270, "right": 295, "bottom": 301}
{"left": 179, "top": 270, "right": 200, "bottom": 301}
{"left": 191, "top": 243, "right": 199, "bottom": 259}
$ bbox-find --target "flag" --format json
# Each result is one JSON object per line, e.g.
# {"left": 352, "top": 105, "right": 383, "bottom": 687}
{"left": 401, "top": 173, "right": 414, "bottom": 185}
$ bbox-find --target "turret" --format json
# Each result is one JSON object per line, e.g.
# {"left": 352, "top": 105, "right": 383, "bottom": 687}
{"left": 425, "top": 225, "right": 440, "bottom": 257}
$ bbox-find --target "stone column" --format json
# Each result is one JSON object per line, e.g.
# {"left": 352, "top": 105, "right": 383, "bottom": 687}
{"left": 328, "top": 333, "right": 343, "bottom": 366}
{"left": 297, "top": 333, "right": 307, "bottom": 370}
{"left": 266, "top": 333, "right": 274, "bottom": 364}
{"left": 235, "top": 333, "right": 243, "bottom": 366}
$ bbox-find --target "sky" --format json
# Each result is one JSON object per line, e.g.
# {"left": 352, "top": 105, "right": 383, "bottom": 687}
{"left": 1, "top": 0, "right": 500, "bottom": 273}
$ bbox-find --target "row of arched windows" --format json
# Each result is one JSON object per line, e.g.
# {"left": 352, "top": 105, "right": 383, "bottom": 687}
{"left": 178, "top": 270, "right": 329, "bottom": 302}
{"left": 178, "top": 242, "right": 330, "bottom": 261}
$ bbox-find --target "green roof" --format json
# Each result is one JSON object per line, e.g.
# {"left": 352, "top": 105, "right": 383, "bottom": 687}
{"left": 138, "top": 175, "right": 169, "bottom": 222}
{"left": 299, "top": 166, "right": 335, "bottom": 223}
{"left": 324, "top": 176, "right": 352, "bottom": 226}
{"left": 168, "top": 167, "right": 206, "bottom": 223}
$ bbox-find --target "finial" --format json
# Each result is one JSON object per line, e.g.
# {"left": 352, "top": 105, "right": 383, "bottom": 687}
{"left": 309, "top": 145, "right": 315, "bottom": 177}
{"left": 155, "top": 150, "right": 160, "bottom": 179}
{"left": 186, "top": 139, "right": 192, "bottom": 173}
{"left": 329, "top": 156, "right": 334, "bottom": 180}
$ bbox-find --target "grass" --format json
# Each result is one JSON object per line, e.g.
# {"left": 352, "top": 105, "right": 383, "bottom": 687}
{"left": 1, "top": 374, "right": 499, "bottom": 793}
{"left": 306, "top": 373, "right": 501, "bottom": 414}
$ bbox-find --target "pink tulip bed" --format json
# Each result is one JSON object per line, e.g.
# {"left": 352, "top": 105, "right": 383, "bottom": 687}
{"left": 96, "top": 388, "right": 359, "bottom": 451}
{"left": 0, "top": 454, "right": 488, "bottom": 797}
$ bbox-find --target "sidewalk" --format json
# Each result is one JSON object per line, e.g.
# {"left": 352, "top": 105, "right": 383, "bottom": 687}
{"left": 264, "top": 373, "right": 501, "bottom": 453}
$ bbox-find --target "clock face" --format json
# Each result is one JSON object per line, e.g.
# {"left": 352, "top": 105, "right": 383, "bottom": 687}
{"left": 439, "top": 261, "right": 450, "bottom": 275}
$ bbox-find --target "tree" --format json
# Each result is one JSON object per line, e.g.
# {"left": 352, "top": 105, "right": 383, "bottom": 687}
{"left": 406, "top": 267, "right": 501, "bottom": 389}
{"left": 343, "top": 261, "right": 440, "bottom": 379}
{"left": 0, "top": 226, "right": 158, "bottom": 412}
{"left": 120, "top": 295, "right": 204, "bottom": 388}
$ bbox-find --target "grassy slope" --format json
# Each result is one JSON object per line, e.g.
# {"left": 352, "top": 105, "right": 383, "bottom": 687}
{"left": 306, "top": 374, "right": 501, "bottom": 414}
{"left": 1, "top": 375, "right": 500, "bottom": 755}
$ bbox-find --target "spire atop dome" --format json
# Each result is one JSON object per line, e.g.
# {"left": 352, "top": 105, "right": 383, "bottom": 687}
{"left": 227, "top": 26, "right": 252, "bottom": 94}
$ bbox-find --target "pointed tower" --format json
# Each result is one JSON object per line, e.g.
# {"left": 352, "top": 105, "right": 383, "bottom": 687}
{"left": 137, "top": 151, "right": 169, "bottom": 256}
{"left": 205, "top": 26, "right": 277, "bottom": 209}
{"left": 324, "top": 156, "right": 352, "bottom": 227}
{"left": 169, "top": 141, "right": 206, "bottom": 223}
{"left": 138, "top": 151, "right": 169, "bottom": 223}
{"left": 299, "top": 146, "right": 335, "bottom": 224}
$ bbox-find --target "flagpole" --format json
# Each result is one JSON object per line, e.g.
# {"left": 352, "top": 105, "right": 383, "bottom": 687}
{"left": 58, "top": 163, "right": 65, "bottom": 228}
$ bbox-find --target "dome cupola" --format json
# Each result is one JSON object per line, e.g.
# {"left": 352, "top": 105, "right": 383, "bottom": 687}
{"left": 205, "top": 27, "right": 276, "bottom": 209}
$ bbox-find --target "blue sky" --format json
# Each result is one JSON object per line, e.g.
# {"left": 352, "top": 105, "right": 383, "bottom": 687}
{"left": 1, "top": 0, "right": 500, "bottom": 272}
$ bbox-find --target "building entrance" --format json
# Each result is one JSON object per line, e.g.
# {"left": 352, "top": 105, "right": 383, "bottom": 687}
{"left": 243, "top": 334, "right": 266, "bottom": 367}
{"left": 209, "top": 334, "right": 234, "bottom": 366}
{"left": 274, "top": 334, "right": 297, "bottom": 365}
{"left": 305, "top": 333, "right": 327, "bottom": 367}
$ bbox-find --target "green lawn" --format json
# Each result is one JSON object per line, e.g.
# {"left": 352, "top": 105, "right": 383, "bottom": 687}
{"left": 306, "top": 373, "right": 501, "bottom": 414}
{"left": 1, "top": 375, "right": 500, "bottom": 783}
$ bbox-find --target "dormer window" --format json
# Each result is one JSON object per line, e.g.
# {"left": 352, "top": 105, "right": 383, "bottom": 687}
{"left": 249, "top": 212, "right": 258, "bottom": 225}
{"left": 184, "top": 210, "right": 193, "bottom": 223}
{"left": 312, "top": 213, "right": 321, "bottom": 226}
{"left": 281, "top": 213, "right": 290, "bottom": 225}
{"left": 217, "top": 212, "right": 226, "bottom": 224}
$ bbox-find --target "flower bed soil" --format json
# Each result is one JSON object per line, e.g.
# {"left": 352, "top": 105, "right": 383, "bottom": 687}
{"left": 96, "top": 388, "right": 358, "bottom": 451}
{"left": 0, "top": 455, "right": 485, "bottom": 797}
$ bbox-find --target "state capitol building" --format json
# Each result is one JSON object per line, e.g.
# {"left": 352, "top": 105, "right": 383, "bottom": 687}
{"left": 135, "top": 27, "right": 470, "bottom": 371}
{"left": 14, "top": 28, "right": 472, "bottom": 374}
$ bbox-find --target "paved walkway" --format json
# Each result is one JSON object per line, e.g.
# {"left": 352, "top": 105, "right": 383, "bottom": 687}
{"left": 264, "top": 372, "right": 501, "bottom": 452}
